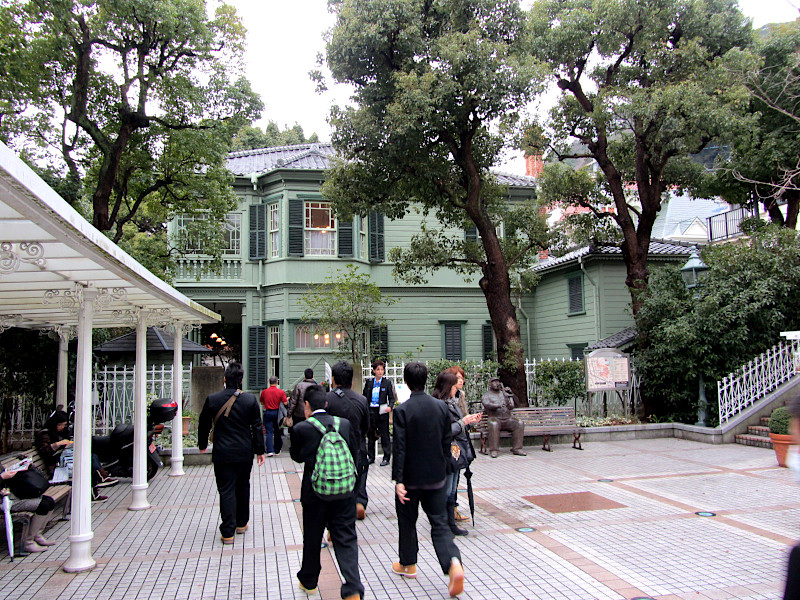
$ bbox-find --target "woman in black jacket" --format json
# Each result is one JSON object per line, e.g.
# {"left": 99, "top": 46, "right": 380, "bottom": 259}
{"left": 431, "top": 371, "right": 482, "bottom": 536}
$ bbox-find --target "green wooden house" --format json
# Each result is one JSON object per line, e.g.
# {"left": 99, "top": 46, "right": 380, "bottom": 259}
{"left": 171, "top": 142, "right": 690, "bottom": 390}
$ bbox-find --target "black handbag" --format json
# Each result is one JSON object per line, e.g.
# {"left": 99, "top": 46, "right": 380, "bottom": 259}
{"left": 9, "top": 466, "right": 50, "bottom": 499}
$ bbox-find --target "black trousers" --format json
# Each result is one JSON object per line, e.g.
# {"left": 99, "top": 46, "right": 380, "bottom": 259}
{"left": 355, "top": 458, "right": 369, "bottom": 508}
{"left": 395, "top": 483, "right": 461, "bottom": 574}
{"left": 298, "top": 494, "right": 364, "bottom": 599}
{"left": 213, "top": 461, "right": 253, "bottom": 538}
{"left": 367, "top": 407, "right": 391, "bottom": 462}
{"left": 785, "top": 544, "right": 800, "bottom": 599}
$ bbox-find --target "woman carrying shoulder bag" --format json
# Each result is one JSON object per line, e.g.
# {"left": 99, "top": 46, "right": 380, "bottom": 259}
{"left": 431, "top": 371, "right": 482, "bottom": 536}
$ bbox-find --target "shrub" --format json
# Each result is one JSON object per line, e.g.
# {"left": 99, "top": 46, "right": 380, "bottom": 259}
{"left": 770, "top": 406, "right": 791, "bottom": 435}
{"left": 531, "top": 360, "right": 585, "bottom": 407}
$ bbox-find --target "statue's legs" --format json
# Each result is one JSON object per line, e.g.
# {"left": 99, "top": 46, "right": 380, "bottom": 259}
{"left": 487, "top": 419, "right": 501, "bottom": 458}
{"left": 505, "top": 419, "right": 526, "bottom": 455}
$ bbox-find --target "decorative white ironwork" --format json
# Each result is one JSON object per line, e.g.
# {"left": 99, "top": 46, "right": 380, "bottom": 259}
{"left": 165, "top": 321, "right": 201, "bottom": 337}
{"left": 43, "top": 284, "right": 128, "bottom": 314}
{"left": 0, "top": 241, "right": 46, "bottom": 273}
{"left": 91, "top": 364, "right": 192, "bottom": 434}
{"left": 718, "top": 340, "right": 800, "bottom": 424}
{"left": 111, "top": 307, "right": 174, "bottom": 327}
{"left": 0, "top": 314, "right": 23, "bottom": 333}
{"left": 38, "top": 323, "right": 77, "bottom": 341}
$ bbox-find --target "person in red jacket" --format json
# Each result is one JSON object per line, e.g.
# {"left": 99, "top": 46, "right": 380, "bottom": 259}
{"left": 260, "top": 376, "right": 288, "bottom": 456}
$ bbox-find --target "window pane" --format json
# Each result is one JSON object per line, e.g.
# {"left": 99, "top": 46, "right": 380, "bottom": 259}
{"left": 224, "top": 213, "right": 241, "bottom": 255}
{"left": 305, "top": 230, "right": 336, "bottom": 255}
{"left": 269, "top": 204, "right": 280, "bottom": 258}
{"left": 295, "top": 325, "right": 311, "bottom": 349}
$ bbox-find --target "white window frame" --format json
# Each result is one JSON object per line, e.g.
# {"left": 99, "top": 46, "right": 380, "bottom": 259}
{"left": 269, "top": 203, "right": 280, "bottom": 259}
{"left": 304, "top": 201, "right": 337, "bottom": 256}
{"left": 359, "top": 215, "right": 367, "bottom": 259}
{"left": 294, "top": 324, "right": 345, "bottom": 350}
{"left": 268, "top": 325, "right": 280, "bottom": 378}
{"left": 176, "top": 212, "right": 241, "bottom": 255}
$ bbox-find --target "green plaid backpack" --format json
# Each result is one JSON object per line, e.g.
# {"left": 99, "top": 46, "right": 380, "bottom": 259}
{"left": 308, "top": 416, "right": 357, "bottom": 501}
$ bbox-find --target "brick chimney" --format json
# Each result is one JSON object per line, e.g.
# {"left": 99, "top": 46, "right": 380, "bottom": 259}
{"left": 526, "top": 154, "right": 544, "bottom": 178}
{"left": 538, "top": 249, "right": 550, "bottom": 260}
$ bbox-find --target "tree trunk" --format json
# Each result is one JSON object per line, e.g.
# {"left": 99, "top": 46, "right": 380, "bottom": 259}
{"left": 92, "top": 126, "right": 133, "bottom": 232}
{"left": 784, "top": 190, "right": 799, "bottom": 229}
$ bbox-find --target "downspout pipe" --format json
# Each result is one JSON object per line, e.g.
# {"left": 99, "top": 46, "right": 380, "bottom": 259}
{"left": 578, "top": 255, "right": 601, "bottom": 344}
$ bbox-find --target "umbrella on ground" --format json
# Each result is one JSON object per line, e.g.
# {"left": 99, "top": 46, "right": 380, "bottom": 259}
{"left": 2, "top": 494, "right": 14, "bottom": 561}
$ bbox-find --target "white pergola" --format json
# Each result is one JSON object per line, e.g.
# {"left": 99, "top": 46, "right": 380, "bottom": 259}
{"left": 0, "top": 142, "right": 219, "bottom": 572}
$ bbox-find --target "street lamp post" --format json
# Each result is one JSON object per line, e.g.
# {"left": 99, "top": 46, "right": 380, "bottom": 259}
{"left": 681, "top": 248, "right": 711, "bottom": 427}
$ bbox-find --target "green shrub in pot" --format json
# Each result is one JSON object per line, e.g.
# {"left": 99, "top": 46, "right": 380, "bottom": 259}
{"left": 769, "top": 406, "right": 791, "bottom": 435}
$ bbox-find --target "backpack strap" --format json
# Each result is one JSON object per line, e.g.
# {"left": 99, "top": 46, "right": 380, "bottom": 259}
{"left": 308, "top": 415, "right": 340, "bottom": 435}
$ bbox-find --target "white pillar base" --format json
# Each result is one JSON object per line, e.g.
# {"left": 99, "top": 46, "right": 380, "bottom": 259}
{"left": 62, "top": 534, "right": 96, "bottom": 573}
{"left": 169, "top": 457, "right": 185, "bottom": 477}
{"left": 128, "top": 484, "right": 151, "bottom": 511}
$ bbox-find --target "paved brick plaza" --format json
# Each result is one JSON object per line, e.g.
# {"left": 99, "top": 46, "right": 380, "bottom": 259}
{"left": 0, "top": 438, "right": 794, "bottom": 600}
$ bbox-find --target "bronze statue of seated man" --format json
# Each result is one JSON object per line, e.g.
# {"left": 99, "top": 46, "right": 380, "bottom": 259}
{"left": 481, "top": 377, "right": 526, "bottom": 458}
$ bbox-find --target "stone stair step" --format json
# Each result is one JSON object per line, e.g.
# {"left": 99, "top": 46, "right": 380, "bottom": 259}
{"left": 761, "top": 416, "right": 771, "bottom": 427}
{"left": 747, "top": 425, "right": 771, "bottom": 437}
{"left": 735, "top": 434, "right": 773, "bottom": 449}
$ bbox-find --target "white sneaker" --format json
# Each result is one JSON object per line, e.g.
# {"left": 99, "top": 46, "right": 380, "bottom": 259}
{"left": 267, "top": 452, "right": 274, "bottom": 457}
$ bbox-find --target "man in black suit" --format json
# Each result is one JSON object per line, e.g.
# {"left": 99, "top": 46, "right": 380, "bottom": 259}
{"left": 362, "top": 359, "right": 395, "bottom": 466}
{"left": 198, "top": 363, "right": 265, "bottom": 545}
{"left": 326, "top": 361, "right": 370, "bottom": 520}
{"left": 290, "top": 385, "right": 364, "bottom": 600}
{"left": 391, "top": 361, "right": 464, "bottom": 598}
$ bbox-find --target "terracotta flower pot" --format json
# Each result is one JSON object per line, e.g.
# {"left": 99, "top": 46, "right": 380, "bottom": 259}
{"left": 182, "top": 415, "right": 191, "bottom": 435}
{"left": 769, "top": 432, "right": 794, "bottom": 467}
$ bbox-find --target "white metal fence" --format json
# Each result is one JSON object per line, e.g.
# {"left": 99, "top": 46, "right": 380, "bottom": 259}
{"left": 92, "top": 364, "right": 192, "bottom": 434}
{"left": 717, "top": 339, "right": 800, "bottom": 424}
{"left": 362, "top": 358, "right": 638, "bottom": 417}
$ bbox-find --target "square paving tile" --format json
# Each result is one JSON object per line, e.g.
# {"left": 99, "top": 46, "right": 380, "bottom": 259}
{"left": 523, "top": 491, "right": 627, "bottom": 513}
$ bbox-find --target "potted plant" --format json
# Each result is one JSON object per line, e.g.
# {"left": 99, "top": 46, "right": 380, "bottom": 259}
{"left": 182, "top": 410, "right": 198, "bottom": 435}
{"left": 769, "top": 406, "right": 794, "bottom": 467}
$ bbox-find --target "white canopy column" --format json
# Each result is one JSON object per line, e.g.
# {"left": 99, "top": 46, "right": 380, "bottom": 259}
{"left": 62, "top": 286, "right": 97, "bottom": 573}
{"left": 56, "top": 328, "right": 71, "bottom": 409}
{"left": 129, "top": 310, "right": 150, "bottom": 510}
{"left": 169, "top": 321, "right": 186, "bottom": 477}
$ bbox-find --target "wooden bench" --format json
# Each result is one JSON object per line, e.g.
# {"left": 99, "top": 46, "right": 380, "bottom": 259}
{"left": 0, "top": 449, "right": 71, "bottom": 556}
{"left": 477, "top": 406, "right": 583, "bottom": 453}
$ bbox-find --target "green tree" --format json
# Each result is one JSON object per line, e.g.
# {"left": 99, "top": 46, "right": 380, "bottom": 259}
{"left": 714, "top": 20, "right": 800, "bottom": 228}
{"left": 299, "top": 264, "right": 396, "bottom": 368}
{"left": 0, "top": 0, "right": 263, "bottom": 274}
{"left": 636, "top": 222, "right": 800, "bottom": 421}
{"left": 530, "top": 0, "right": 753, "bottom": 313}
{"left": 320, "top": 0, "right": 548, "bottom": 405}
{"left": 232, "top": 121, "right": 320, "bottom": 151}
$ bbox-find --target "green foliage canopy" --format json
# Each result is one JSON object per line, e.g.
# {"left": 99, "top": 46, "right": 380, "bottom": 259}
{"left": 320, "top": 0, "right": 550, "bottom": 403}
{"left": 231, "top": 121, "right": 319, "bottom": 151}
{"left": 0, "top": 0, "right": 263, "bottom": 276}
{"left": 299, "top": 264, "right": 396, "bottom": 367}
{"left": 636, "top": 223, "right": 800, "bottom": 421}
{"left": 529, "top": 0, "right": 753, "bottom": 311}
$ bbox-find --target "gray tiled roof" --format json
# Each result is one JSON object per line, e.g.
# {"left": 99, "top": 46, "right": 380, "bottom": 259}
{"left": 94, "top": 327, "right": 210, "bottom": 355}
{"left": 226, "top": 143, "right": 536, "bottom": 187}
{"left": 586, "top": 327, "right": 638, "bottom": 351}
{"left": 532, "top": 240, "right": 692, "bottom": 273}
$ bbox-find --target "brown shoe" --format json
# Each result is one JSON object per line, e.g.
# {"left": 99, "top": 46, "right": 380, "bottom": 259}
{"left": 356, "top": 503, "right": 366, "bottom": 520}
{"left": 298, "top": 581, "right": 318, "bottom": 595}
{"left": 221, "top": 536, "right": 234, "bottom": 545}
{"left": 448, "top": 558, "right": 464, "bottom": 597}
{"left": 235, "top": 524, "right": 248, "bottom": 534}
{"left": 391, "top": 562, "right": 417, "bottom": 578}
{"left": 454, "top": 507, "right": 469, "bottom": 522}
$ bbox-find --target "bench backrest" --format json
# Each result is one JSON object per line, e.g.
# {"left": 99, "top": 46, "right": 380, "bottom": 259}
{"left": 1, "top": 449, "right": 48, "bottom": 473}
{"left": 512, "top": 407, "right": 576, "bottom": 426}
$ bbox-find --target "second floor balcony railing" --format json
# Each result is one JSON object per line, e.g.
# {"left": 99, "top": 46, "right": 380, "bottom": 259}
{"left": 707, "top": 205, "right": 759, "bottom": 242}
{"left": 175, "top": 257, "right": 242, "bottom": 281}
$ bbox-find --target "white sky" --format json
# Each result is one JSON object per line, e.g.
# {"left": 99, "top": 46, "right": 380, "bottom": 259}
{"left": 225, "top": 0, "right": 800, "bottom": 173}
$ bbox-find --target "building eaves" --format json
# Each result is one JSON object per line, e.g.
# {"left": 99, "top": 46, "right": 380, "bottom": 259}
{"left": 586, "top": 327, "right": 638, "bottom": 351}
{"left": 532, "top": 239, "right": 693, "bottom": 274}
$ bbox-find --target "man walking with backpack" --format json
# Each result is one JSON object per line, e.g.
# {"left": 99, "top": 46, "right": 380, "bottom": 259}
{"left": 391, "top": 361, "right": 464, "bottom": 597}
{"left": 290, "top": 385, "right": 364, "bottom": 600}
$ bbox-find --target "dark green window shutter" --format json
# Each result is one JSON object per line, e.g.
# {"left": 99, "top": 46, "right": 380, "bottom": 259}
{"left": 248, "top": 204, "right": 267, "bottom": 260}
{"left": 288, "top": 198, "right": 304, "bottom": 257}
{"left": 368, "top": 211, "right": 385, "bottom": 262}
{"left": 567, "top": 276, "right": 584, "bottom": 314}
{"left": 482, "top": 324, "right": 494, "bottom": 361}
{"left": 369, "top": 325, "right": 388, "bottom": 359}
{"left": 465, "top": 226, "right": 478, "bottom": 243}
{"left": 338, "top": 218, "right": 354, "bottom": 257}
{"left": 247, "top": 326, "right": 267, "bottom": 389}
{"left": 443, "top": 324, "right": 462, "bottom": 360}
{"left": 569, "top": 345, "right": 586, "bottom": 361}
